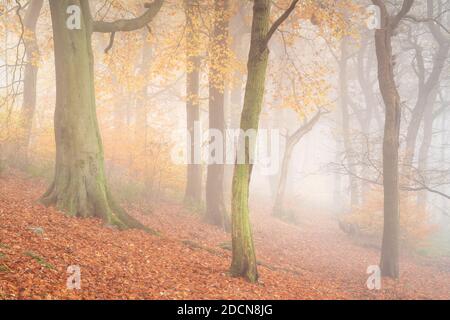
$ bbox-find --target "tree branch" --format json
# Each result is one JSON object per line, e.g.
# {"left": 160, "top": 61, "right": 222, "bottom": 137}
{"left": 93, "top": 0, "right": 163, "bottom": 33}
{"left": 390, "top": 0, "right": 414, "bottom": 30}
{"left": 289, "top": 109, "right": 327, "bottom": 144}
{"left": 262, "top": 0, "right": 299, "bottom": 49}
{"left": 104, "top": 31, "right": 115, "bottom": 53}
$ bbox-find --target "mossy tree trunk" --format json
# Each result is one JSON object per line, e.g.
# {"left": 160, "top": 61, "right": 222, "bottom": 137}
{"left": 372, "top": 0, "right": 413, "bottom": 279}
{"left": 205, "top": 0, "right": 230, "bottom": 231}
{"left": 230, "top": 0, "right": 270, "bottom": 284}
{"left": 42, "top": 0, "right": 163, "bottom": 230}
{"left": 231, "top": 0, "right": 298, "bottom": 283}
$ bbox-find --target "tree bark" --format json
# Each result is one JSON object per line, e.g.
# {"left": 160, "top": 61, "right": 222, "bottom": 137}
{"left": 205, "top": 0, "right": 230, "bottom": 230}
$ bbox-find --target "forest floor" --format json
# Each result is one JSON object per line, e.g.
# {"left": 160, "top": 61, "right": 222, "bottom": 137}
{"left": 1, "top": 171, "right": 450, "bottom": 300}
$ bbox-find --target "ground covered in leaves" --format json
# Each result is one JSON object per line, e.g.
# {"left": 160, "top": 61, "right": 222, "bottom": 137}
{"left": 1, "top": 172, "right": 450, "bottom": 300}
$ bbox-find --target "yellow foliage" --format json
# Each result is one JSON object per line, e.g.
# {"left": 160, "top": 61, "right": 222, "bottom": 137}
{"left": 0, "top": 109, "right": 24, "bottom": 145}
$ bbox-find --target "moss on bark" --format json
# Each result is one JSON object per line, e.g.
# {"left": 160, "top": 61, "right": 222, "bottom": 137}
{"left": 230, "top": 0, "right": 271, "bottom": 283}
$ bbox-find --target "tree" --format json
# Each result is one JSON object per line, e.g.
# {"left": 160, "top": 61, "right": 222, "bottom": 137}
{"left": 184, "top": 0, "right": 203, "bottom": 205}
{"left": 19, "top": 0, "right": 43, "bottom": 161}
{"left": 41, "top": 0, "right": 163, "bottom": 230}
{"left": 224, "top": 2, "right": 251, "bottom": 206}
{"left": 273, "top": 110, "right": 324, "bottom": 217}
{"left": 403, "top": 0, "right": 450, "bottom": 171}
{"left": 339, "top": 36, "right": 359, "bottom": 206}
{"left": 135, "top": 30, "right": 154, "bottom": 192}
{"left": 231, "top": 0, "right": 298, "bottom": 283}
{"left": 372, "top": 0, "right": 414, "bottom": 278}
{"left": 205, "top": 0, "right": 230, "bottom": 230}
{"left": 356, "top": 32, "right": 382, "bottom": 133}
{"left": 353, "top": 32, "right": 383, "bottom": 199}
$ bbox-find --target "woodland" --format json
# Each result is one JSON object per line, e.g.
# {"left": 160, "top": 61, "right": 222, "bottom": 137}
{"left": 0, "top": 0, "right": 450, "bottom": 300}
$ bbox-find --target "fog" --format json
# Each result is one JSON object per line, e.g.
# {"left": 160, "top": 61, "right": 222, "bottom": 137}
{"left": 0, "top": 0, "right": 449, "bottom": 300}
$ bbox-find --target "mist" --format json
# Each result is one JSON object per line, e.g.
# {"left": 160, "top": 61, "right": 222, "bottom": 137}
{"left": 0, "top": 0, "right": 449, "bottom": 300}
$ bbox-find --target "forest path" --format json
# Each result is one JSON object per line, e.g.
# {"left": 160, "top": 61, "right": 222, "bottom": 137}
{"left": 1, "top": 172, "right": 449, "bottom": 299}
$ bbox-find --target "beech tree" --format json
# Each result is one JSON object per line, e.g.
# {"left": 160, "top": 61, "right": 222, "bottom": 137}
{"left": 231, "top": 0, "right": 299, "bottom": 283}
{"left": 41, "top": 0, "right": 163, "bottom": 229}
{"left": 372, "top": 0, "right": 414, "bottom": 278}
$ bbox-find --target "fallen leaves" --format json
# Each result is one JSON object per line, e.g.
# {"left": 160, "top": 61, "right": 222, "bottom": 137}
{"left": 0, "top": 172, "right": 450, "bottom": 300}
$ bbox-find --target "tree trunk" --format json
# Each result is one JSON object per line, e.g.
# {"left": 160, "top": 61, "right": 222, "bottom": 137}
{"left": 231, "top": 0, "right": 271, "bottom": 283}
{"left": 440, "top": 108, "right": 449, "bottom": 211}
{"left": 372, "top": 0, "right": 414, "bottom": 278}
{"left": 404, "top": 0, "right": 450, "bottom": 169}
{"left": 19, "top": 0, "right": 44, "bottom": 161}
{"left": 333, "top": 138, "right": 343, "bottom": 212}
{"left": 417, "top": 88, "right": 439, "bottom": 206}
{"left": 184, "top": 0, "right": 202, "bottom": 205}
{"left": 41, "top": 0, "right": 148, "bottom": 231}
{"left": 273, "top": 112, "right": 322, "bottom": 217}
{"left": 355, "top": 34, "right": 380, "bottom": 200}
{"left": 404, "top": 42, "right": 449, "bottom": 168}
{"left": 135, "top": 31, "right": 153, "bottom": 193}
{"left": 357, "top": 35, "right": 379, "bottom": 133}
{"left": 272, "top": 140, "right": 293, "bottom": 217}
{"left": 339, "top": 37, "right": 358, "bottom": 207}
{"left": 224, "top": 70, "right": 244, "bottom": 204}
{"left": 205, "top": 0, "right": 230, "bottom": 230}
{"left": 224, "top": 7, "right": 249, "bottom": 208}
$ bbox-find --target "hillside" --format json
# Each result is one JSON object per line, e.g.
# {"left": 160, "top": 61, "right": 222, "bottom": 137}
{"left": 1, "top": 172, "right": 449, "bottom": 300}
